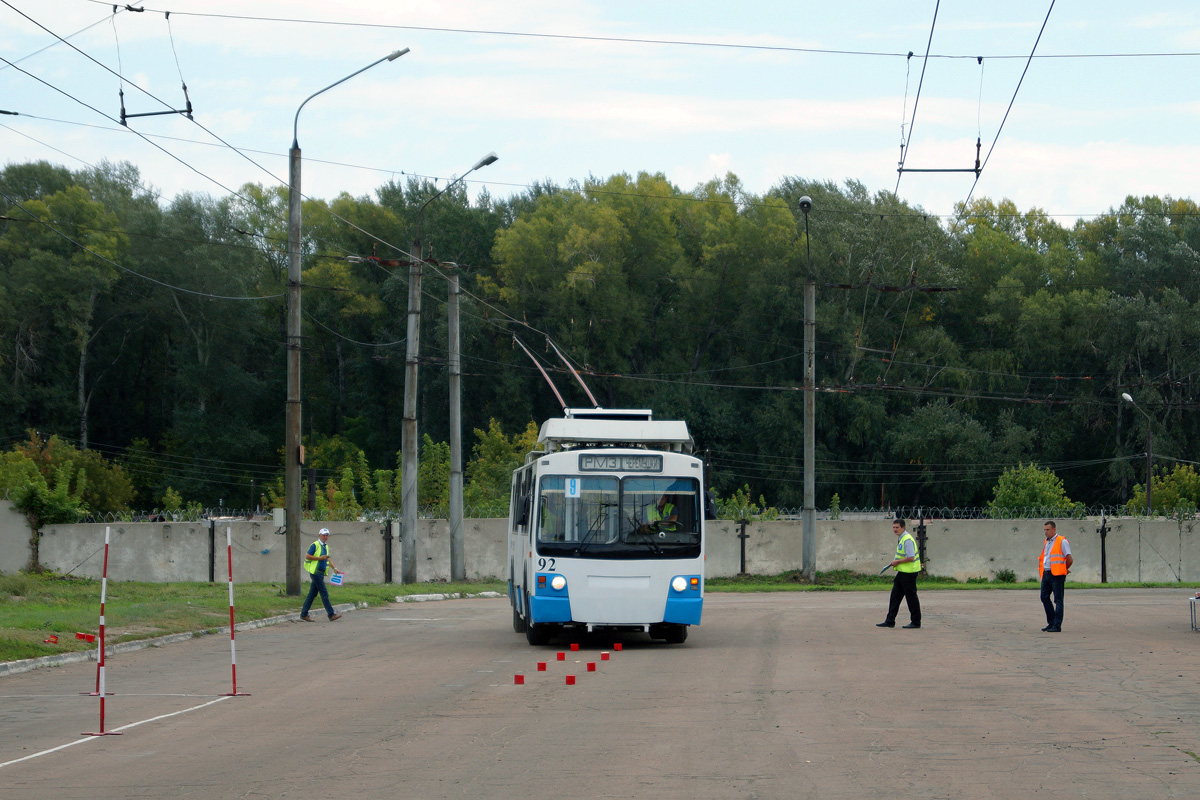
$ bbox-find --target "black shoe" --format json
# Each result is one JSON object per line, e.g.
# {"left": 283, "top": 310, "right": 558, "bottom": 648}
{"left": 1046, "top": 625, "right": 1061, "bottom": 632}
{"left": 1041, "top": 625, "right": 1052, "bottom": 632}
{"left": 902, "top": 623, "right": 921, "bottom": 629}
{"left": 876, "top": 621, "right": 895, "bottom": 628}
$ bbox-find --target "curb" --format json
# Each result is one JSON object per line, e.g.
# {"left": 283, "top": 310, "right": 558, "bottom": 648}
{"left": 0, "top": 601, "right": 362, "bottom": 679}
{"left": 396, "top": 590, "right": 504, "bottom": 603}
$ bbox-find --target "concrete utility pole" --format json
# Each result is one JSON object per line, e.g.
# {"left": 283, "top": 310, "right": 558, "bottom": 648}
{"left": 400, "top": 152, "right": 497, "bottom": 584}
{"left": 285, "top": 49, "right": 407, "bottom": 596}
{"left": 286, "top": 135, "right": 303, "bottom": 596}
{"left": 400, "top": 238, "right": 423, "bottom": 585}
{"left": 800, "top": 196, "right": 816, "bottom": 580}
{"left": 448, "top": 265, "right": 464, "bottom": 581}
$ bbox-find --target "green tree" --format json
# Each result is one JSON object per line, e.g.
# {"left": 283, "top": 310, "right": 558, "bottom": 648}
{"left": 1125, "top": 464, "right": 1200, "bottom": 516}
{"left": 0, "top": 186, "right": 125, "bottom": 445}
{"left": 161, "top": 486, "right": 183, "bottom": 513}
{"left": 8, "top": 432, "right": 133, "bottom": 515}
{"left": 0, "top": 449, "right": 87, "bottom": 571}
{"left": 464, "top": 419, "right": 539, "bottom": 512}
{"left": 987, "top": 463, "right": 1082, "bottom": 517}
{"left": 323, "top": 466, "right": 363, "bottom": 521}
{"left": 418, "top": 434, "right": 450, "bottom": 507}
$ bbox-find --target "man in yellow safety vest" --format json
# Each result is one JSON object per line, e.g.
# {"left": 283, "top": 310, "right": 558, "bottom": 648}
{"left": 877, "top": 519, "right": 922, "bottom": 629}
{"left": 300, "top": 528, "right": 342, "bottom": 622}
{"left": 648, "top": 494, "right": 678, "bottom": 530}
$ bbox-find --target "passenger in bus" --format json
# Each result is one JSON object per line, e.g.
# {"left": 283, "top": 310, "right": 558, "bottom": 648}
{"left": 540, "top": 493, "right": 565, "bottom": 541}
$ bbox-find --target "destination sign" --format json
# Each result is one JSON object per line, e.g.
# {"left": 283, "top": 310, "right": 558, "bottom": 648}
{"left": 578, "top": 454, "right": 663, "bottom": 473}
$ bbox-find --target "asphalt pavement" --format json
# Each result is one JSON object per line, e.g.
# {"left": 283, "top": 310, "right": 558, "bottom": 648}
{"left": 2, "top": 588, "right": 1199, "bottom": 799}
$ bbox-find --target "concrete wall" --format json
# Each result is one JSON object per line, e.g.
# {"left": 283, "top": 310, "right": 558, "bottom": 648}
{"left": 0, "top": 500, "right": 28, "bottom": 575}
{"left": 30, "top": 518, "right": 510, "bottom": 585}
{"left": 2, "top": 508, "right": 1198, "bottom": 584}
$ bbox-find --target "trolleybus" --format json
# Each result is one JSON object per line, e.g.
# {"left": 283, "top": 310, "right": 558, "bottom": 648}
{"left": 507, "top": 408, "right": 705, "bottom": 645}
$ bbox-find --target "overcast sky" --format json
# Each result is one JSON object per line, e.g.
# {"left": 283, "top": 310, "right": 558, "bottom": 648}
{"left": 3, "top": 1, "right": 1199, "bottom": 223}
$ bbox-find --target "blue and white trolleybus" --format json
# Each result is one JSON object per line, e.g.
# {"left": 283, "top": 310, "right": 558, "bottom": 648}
{"left": 508, "top": 408, "right": 704, "bottom": 645}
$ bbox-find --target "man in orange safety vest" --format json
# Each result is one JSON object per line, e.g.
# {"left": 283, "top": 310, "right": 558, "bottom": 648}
{"left": 1039, "top": 520, "right": 1073, "bottom": 633}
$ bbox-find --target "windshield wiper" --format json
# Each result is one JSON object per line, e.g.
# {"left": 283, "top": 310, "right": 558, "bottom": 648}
{"left": 624, "top": 512, "right": 662, "bottom": 555}
{"left": 574, "top": 502, "right": 616, "bottom": 556}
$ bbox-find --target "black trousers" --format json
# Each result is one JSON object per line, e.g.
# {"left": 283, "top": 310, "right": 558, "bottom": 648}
{"left": 1041, "top": 573, "right": 1066, "bottom": 627}
{"left": 886, "top": 571, "right": 921, "bottom": 625}
{"left": 301, "top": 572, "right": 335, "bottom": 618}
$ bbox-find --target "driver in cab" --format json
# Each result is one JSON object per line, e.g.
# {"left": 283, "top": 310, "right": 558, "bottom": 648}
{"left": 638, "top": 494, "right": 679, "bottom": 535}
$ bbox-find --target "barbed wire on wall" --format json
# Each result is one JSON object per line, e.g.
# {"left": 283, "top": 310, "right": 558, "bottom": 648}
{"left": 726, "top": 504, "right": 1159, "bottom": 521}
{"left": 73, "top": 504, "right": 512, "bottom": 525}
{"left": 58, "top": 502, "right": 1181, "bottom": 525}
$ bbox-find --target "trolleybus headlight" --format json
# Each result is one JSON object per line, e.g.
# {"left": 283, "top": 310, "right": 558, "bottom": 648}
{"left": 550, "top": 575, "right": 567, "bottom": 591}
{"left": 672, "top": 576, "right": 687, "bottom": 593}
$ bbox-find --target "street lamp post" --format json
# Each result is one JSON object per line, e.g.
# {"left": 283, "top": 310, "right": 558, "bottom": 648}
{"left": 400, "top": 152, "right": 498, "bottom": 584}
{"left": 1121, "top": 392, "right": 1153, "bottom": 515}
{"left": 285, "top": 49, "right": 408, "bottom": 596}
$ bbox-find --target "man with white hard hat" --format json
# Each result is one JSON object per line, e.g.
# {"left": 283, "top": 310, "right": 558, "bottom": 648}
{"left": 300, "top": 528, "right": 341, "bottom": 622}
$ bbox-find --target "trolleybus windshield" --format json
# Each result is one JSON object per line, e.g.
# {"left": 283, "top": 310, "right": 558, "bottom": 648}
{"left": 536, "top": 475, "right": 701, "bottom": 559}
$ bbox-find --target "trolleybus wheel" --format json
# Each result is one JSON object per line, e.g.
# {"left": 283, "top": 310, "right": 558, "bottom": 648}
{"left": 523, "top": 590, "right": 552, "bottom": 645}
{"left": 525, "top": 622, "right": 552, "bottom": 646}
{"left": 512, "top": 601, "right": 527, "bottom": 633}
{"left": 663, "top": 624, "right": 688, "bottom": 644}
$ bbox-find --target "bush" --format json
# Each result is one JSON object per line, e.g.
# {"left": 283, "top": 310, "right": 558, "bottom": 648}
{"left": 987, "top": 463, "right": 1082, "bottom": 517}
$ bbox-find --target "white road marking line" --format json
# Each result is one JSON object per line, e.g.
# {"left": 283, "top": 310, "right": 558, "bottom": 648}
{"left": 0, "top": 696, "right": 231, "bottom": 770}
{"left": 0, "top": 693, "right": 222, "bottom": 699}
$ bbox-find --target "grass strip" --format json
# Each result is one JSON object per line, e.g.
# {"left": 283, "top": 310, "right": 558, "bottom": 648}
{"left": 0, "top": 572, "right": 504, "bottom": 663}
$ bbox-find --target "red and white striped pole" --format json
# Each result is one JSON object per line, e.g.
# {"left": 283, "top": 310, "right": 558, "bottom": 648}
{"left": 81, "top": 629, "right": 102, "bottom": 696}
{"left": 223, "top": 525, "right": 248, "bottom": 696}
{"left": 82, "top": 526, "right": 121, "bottom": 736}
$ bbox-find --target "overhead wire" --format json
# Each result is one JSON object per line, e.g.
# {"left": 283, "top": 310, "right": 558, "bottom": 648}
{"left": 960, "top": 0, "right": 1057, "bottom": 209}
{"left": 894, "top": 0, "right": 939, "bottom": 195}
{"left": 7, "top": 110, "right": 1200, "bottom": 225}
{"left": 4, "top": 4, "right": 1194, "bottom": 415}
{"left": 0, "top": 7, "right": 123, "bottom": 70}
{"left": 5, "top": 9, "right": 1185, "bottom": 502}
{"left": 72, "top": 0, "right": 1200, "bottom": 62}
